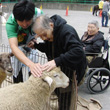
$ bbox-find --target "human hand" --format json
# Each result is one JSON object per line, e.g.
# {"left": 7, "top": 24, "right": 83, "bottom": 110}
{"left": 27, "top": 39, "right": 37, "bottom": 49}
{"left": 42, "top": 60, "right": 56, "bottom": 72}
{"left": 29, "top": 63, "right": 42, "bottom": 77}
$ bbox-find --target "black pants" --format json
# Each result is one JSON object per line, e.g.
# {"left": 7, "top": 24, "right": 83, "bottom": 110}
{"left": 55, "top": 89, "right": 71, "bottom": 110}
{"left": 13, "top": 68, "right": 31, "bottom": 83}
{"left": 13, "top": 69, "right": 23, "bottom": 83}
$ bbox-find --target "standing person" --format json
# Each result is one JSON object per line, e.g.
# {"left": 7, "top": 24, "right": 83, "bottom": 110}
{"left": 98, "top": 0, "right": 104, "bottom": 16}
{"left": 0, "top": 2, "right": 6, "bottom": 16}
{"left": 6, "top": 0, "right": 43, "bottom": 83}
{"left": 0, "top": 2, "right": 2, "bottom": 16}
{"left": 102, "top": 0, "right": 109, "bottom": 27}
{"left": 99, "top": 0, "right": 104, "bottom": 10}
{"left": 28, "top": 15, "right": 87, "bottom": 110}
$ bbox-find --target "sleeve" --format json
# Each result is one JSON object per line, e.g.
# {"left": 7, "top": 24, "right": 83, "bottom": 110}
{"left": 6, "top": 14, "right": 18, "bottom": 39}
{"left": 54, "top": 32, "right": 85, "bottom": 69}
{"left": 34, "top": 41, "right": 48, "bottom": 53}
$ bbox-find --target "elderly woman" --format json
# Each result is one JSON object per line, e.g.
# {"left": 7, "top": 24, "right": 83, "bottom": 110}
{"left": 81, "top": 20, "right": 104, "bottom": 63}
{"left": 81, "top": 20, "right": 104, "bottom": 53}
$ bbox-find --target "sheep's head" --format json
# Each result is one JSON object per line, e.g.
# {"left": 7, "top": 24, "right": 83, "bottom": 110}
{"left": 42, "top": 67, "right": 69, "bottom": 88}
{"left": 0, "top": 52, "right": 13, "bottom": 76}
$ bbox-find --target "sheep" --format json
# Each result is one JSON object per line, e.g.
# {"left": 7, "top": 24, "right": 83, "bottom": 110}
{"left": 0, "top": 52, "right": 13, "bottom": 87}
{"left": 0, "top": 67, "right": 69, "bottom": 110}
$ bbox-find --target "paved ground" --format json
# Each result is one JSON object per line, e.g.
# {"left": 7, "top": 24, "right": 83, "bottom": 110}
{"left": 0, "top": 16, "right": 2, "bottom": 44}
{"left": 0, "top": 9, "right": 110, "bottom": 110}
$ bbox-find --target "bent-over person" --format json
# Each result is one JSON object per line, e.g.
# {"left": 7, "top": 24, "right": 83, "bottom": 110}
{"left": 28, "top": 15, "right": 87, "bottom": 110}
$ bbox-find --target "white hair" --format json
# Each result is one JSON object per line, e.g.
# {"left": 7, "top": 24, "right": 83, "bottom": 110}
{"left": 88, "top": 20, "right": 99, "bottom": 28}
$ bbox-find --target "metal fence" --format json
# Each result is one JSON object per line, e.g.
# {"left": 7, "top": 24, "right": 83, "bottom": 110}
{"left": 0, "top": 44, "right": 48, "bottom": 84}
{"left": 0, "top": 44, "right": 77, "bottom": 110}
{"left": 1, "top": 0, "right": 99, "bottom": 4}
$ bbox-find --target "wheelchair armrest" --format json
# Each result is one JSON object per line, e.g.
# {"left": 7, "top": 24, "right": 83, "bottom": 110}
{"left": 85, "top": 52, "right": 102, "bottom": 56}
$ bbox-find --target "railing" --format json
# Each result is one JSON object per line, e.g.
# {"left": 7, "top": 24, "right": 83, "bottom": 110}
{"left": 1, "top": 0, "right": 99, "bottom": 4}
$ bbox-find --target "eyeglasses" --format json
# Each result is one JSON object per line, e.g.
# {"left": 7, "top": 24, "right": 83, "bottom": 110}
{"left": 88, "top": 26, "right": 96, "bottom": 29}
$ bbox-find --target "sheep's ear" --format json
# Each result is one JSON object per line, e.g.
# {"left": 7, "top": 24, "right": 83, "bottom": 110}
{"left": 43, "top": 76, "right": 53, "bottom": 87}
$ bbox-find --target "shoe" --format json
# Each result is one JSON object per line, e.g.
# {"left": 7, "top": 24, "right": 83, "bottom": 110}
{"left": 102, "top": 25, "right": 105, "bottom": 27}
{"left": 105, "top": 25, "right": 109, "bottom": 27}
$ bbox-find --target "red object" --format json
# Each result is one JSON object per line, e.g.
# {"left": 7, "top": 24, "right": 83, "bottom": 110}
{"left": 22, "top": 33, "right": 27, "bottom": 36}
{"left": 99, "top": 10, "right": 102, "bottom": 17}
{"left": 66, "top": 8, "right": 68, "bottom": 16}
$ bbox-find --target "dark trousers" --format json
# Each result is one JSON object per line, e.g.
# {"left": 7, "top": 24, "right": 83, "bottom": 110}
{"left": 55, "top": 79, "right": 73, "bottom": 110}
{"left": 13, "top": 69, "right": 23, "bottom": 83}
{"left": 102, "top": 11, "right": 108, "bottom": 27}
{"left": 13, "top": 68, "right": 31, "bottom": 83}
{"left": 55, "top": 89, "right": 71, "bottom": 110}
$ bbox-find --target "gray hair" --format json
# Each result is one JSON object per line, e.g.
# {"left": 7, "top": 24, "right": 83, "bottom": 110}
{"left": 88, "top": 20, "right": 99, "bottom": 28}
{"left": 33, "top": 15, "right": 53, "bottom": 31}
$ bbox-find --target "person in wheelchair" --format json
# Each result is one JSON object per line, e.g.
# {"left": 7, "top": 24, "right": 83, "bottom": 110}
{"left": 81, "top": 20, "right": 104, "bottom": 64}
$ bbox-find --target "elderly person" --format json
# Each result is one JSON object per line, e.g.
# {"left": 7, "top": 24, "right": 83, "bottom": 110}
{"left": 28, "top": 14, "right": 87, "bottom": 110}
{"left": 81, "top": 20, "right": 104, "bottom": 63}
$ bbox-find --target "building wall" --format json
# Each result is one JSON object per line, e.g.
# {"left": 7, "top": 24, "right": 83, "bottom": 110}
{"left": 2, "top": 2, "right": 95, "bottom": 13}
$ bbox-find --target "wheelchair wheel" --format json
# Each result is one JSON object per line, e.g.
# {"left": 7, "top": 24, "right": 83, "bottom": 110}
{"left": 87, "top": 68, "right": 110, "bottom": 94}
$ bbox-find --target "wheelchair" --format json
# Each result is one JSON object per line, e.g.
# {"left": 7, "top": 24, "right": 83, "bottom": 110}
{"left": 85, "top": 40, "right": 110, "bottom": 94}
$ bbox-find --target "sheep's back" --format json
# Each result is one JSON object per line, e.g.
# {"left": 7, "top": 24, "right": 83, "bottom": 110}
{"left": 0, "top": 78, "right": 51, "bottom": 110}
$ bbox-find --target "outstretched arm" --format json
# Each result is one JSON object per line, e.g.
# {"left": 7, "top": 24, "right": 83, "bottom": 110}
{"left": 9, "top": 37, "right": 43, "bottom": 77}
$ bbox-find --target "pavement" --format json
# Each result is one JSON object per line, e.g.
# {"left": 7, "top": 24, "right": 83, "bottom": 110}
{"left": 0, "top": 9, "right": 110, "bottom": 110}
{"left": 0, "top": 16, "right": 2, "bottom": 44}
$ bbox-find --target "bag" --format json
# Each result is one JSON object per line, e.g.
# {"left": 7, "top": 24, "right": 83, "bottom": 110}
{"left": 77, "top": 95, "right": 102, "bottom": 110}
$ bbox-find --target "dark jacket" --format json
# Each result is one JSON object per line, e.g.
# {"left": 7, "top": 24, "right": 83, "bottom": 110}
{"left": 81, "top": 31, "right": 104, "bottom": 53}
{"left": 34, "top": 15, "right": 87, "bottom": 84}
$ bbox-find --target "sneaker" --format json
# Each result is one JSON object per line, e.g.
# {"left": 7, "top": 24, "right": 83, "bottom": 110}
{"left": 105, "top": 25, "right": 109, "bottom": 27}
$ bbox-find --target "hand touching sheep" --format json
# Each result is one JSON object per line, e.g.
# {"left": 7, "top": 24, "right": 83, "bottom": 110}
{"left": 27, "top": 40, "right": 57, "bottom": 72}
{"left": 42, "top": 60, "right": 56, "bottom": 72}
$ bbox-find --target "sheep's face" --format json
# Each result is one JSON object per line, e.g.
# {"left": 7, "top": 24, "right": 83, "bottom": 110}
{"left": 0, "top": 53, "right": 13, "bottom": 76}
{"left": 44, "top": 67, "right": 69, "bottom": 88}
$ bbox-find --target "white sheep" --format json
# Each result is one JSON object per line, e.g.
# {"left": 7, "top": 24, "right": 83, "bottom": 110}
{"left": 0, "top": 67, "right": 69, "bottom": 110}
{"left": 0, "top": 52, "right": 13, "bottom": 87}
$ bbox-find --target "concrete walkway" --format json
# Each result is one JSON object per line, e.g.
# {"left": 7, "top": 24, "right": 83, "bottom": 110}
{"left": 0, "top": 9, "right": 110, "bottom": 110}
